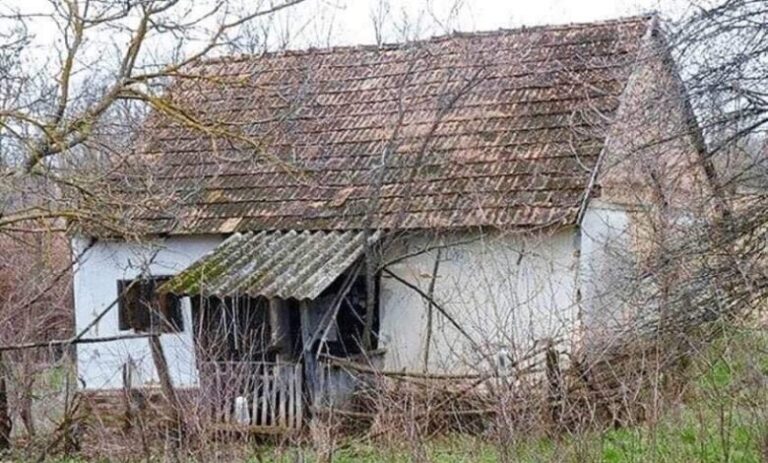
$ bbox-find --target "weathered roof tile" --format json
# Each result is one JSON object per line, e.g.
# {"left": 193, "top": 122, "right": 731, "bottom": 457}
{"left": 132, "top": 16, "right": 652, "bottom": 233}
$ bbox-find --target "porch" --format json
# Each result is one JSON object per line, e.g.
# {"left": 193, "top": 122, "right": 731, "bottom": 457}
{"left": 159, "top": 230, "right": 381, "bottom": 433}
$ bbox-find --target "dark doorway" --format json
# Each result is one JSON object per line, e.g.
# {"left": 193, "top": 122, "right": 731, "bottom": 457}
{"left": 191, "top": 295, "right": 270, "bottom": 362}
{"left": 316, "top": 269, "right": 379, "bottom": 357}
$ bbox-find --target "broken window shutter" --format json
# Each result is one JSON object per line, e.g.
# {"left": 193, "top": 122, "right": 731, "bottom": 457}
{"left": 151, "top": 277, "right": 183, "bottom": 333}
{"left": 156, "top": 292, "right": 184, "bottom": 333}
{"left": 117, "top": 280, "right": 149, "bottom": 331}
{"left": 117, "top": 277, "right": 183, "bottom": 333}
{"left": 133, "top": 279, "right": 152, "bottom": 331}
{"left": 117, "top": 281, "right": 131, "bottom": 331}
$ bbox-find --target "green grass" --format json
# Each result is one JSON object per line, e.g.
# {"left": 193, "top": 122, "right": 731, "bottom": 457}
{"left": 243, "top": 415, "right": 765, "bottom": 463}
{"left": 34, "top": 327, "right": 768, "bottom": 462}
{"left": 247, "top": 328, "right": 768, "bottom": 463}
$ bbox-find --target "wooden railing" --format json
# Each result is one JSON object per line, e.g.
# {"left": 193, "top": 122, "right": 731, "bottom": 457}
{"left": 198, "top": 361, "right": 303, "bottom": 430}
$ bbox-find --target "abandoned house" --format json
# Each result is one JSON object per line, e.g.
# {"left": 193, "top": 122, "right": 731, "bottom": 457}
{"left": 72, "top": 15, "right": 712, "bottom": 429}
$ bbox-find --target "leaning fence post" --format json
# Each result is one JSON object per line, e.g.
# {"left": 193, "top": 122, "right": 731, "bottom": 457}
{"left": 148, "top": 335, "right": 185, "bottom": 450}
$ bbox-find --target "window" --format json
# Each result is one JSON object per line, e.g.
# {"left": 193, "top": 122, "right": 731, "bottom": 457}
{"left": 117, "top": 277, "right": 183, "bottom": 333}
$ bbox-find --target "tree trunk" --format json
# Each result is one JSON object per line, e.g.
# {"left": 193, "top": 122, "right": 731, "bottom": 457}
{"left": 422, "top": 249, "right": 441, "bottom": 373}
{"left": 0, "top": 353, "right": 11, "bottom": 450}
{"left": 545, "top": 340, "right": 564, "bottom": 429}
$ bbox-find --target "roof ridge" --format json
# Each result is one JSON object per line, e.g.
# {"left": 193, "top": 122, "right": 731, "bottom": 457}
{"left": 192, "top": 13, "right": 656, "bottom": 67}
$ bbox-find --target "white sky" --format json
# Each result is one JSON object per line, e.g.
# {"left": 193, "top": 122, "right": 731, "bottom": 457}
{"left": 1, "top": 0, "right": 693, "bottom": 100}
{"left": 332, "top": 0, "right": 681, "bottom": 45}
{"left": 9, "top": 0, "right": 691, "bottom": 54}
{"left": 230, "top": 0, "right": 691, "bottom": 51}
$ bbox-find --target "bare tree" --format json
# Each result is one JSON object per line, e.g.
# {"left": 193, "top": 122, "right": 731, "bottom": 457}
{"left": 0, "top": 0, "right": 309, "bottom": 237}
{"left": 0, "top": 0, "right": 311, "bottom": 458}
{"left": 0, "top": 0, "right": 766, "bottom": 461}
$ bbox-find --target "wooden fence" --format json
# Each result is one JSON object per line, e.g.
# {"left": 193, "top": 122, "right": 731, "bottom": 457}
{"left": 198, "top": 361, "right": 303, "bottom": 430}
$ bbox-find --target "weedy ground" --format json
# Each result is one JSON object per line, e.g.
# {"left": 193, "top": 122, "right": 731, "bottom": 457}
{"left": 24, "top": 326, "right": 768, "bottom": 462}
{"left": 248, "top": 327, "right": 768, "bottom": 463}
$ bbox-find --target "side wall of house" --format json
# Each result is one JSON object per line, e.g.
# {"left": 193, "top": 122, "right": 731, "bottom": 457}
{"left": 578, "top": 201, "right": 640, "bottom": 352}
{"left": 378, "top": 229, "right": 581, "bottom": 374}
{"left": 72, "top": 235, "right": 222, "bottom": 390}
{"left": 576, "top": 28, "right": 712, "bottom": 352}
{"left": 72, "top": 222, "right": 637, "bottom": 384}
{"left": 598, "top": 28, "right": 711, "bottom": 213}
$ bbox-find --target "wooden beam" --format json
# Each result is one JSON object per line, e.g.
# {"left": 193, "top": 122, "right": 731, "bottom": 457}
{"left": 268, "top": 298, "right": 291, "bottom": 360}
{"left": 299, "top": 301, "right": 319, "bottom": 409}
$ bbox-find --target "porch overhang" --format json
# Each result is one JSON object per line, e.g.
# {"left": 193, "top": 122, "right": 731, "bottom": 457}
{"left": 160, "top": 230, "right": 376, "bottom": 300}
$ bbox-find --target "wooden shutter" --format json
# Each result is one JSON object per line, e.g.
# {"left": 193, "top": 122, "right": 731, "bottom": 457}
{"left": 133, "top": 280, "right": 152, "bottom": 331}
{"left": 117, "top": 279, "right": 151, "bottom": 331}
{"left": 118, "top": 277, "right": 183, "bottom": 333}
{"left": 155, "top": 291, "right": 183, "bottom": 333}
{"left": 117, "top": 280, "right": 130, "bottom": 331}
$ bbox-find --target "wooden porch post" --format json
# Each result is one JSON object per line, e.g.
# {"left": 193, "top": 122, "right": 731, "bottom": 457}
{"left": 299, "top": 300, "right": 319, "bottom": 409}
{"left": 268, "top": 298, "right": 292, "bottom": 361}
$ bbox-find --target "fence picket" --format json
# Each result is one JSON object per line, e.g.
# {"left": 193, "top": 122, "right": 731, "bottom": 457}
{"left": 199, "top": 361, "right": 302, "bottom": 430}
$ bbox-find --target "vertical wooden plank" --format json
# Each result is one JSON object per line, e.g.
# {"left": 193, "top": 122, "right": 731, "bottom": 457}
{"left": 223, "top": 364, "right": 232, "bottom": 424}
{"left": 295, "top": 362, "right": 303, "bottom": 428}
{"left": 317, "top": 361, "right": 323, "bottom": 407}
{"left": 212, "top": 364, "right": 218, "bottom": 422}
{"left": 287, "top": 363, "right": 296, "bottom": 428}
{"left": 269, "top": 365, "right": 277, "bottom": 426}
{"left": 269, "top": 299, "right": 292, "bottom": 356}
{"left": 300, "top": 300, "right": 318, "bottom": 411}
{"left": 215, "top": 364, "right": 222, "bottom": 422}
{"left": 278, "top": 363, "right": 287, "bottom": 428}
{"left": 261, "top": 364, "right": 268, "bottom": 425}
{"left": 255, "top": 363, "right": 261, "bottom": 425}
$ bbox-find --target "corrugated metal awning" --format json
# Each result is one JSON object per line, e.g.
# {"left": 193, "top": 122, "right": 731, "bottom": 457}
{"left": 160, "top": 230, "right": 373, "bottom": 300}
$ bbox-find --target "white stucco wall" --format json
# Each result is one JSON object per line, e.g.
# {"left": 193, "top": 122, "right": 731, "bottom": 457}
{"left": 578, "top": 201, "right": 639, "bottom": 351}
{"left": 72, "top": 234, "right": 223, "bottom": 390}
{"left": 73, "top": 209, "right": 637, "bottom": 387}
{"left": 378, "top": 229, "right": 582, "bottom": 374}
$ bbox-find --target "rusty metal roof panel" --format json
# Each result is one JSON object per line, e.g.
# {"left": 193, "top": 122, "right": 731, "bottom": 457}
{"left": 160, "top": 230, "right": 369, "bottom": 300}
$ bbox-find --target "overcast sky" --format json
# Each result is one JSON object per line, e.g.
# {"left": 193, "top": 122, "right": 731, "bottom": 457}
{"left": 331, "top": 0, "right": 685, "bottom": 45}
{"left": 222, "top": 0, "right": 693, "bottom": 51}
{"left": 10, "top": 0, "right": 693, "bottom": 56}
{"left": 0, "top": 0, "right": 696, "bottom": 100}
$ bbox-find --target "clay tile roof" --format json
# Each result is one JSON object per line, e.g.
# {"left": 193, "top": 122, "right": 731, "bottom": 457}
{"left": 133, "top": 15, "right": 654, "bottom": 234}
